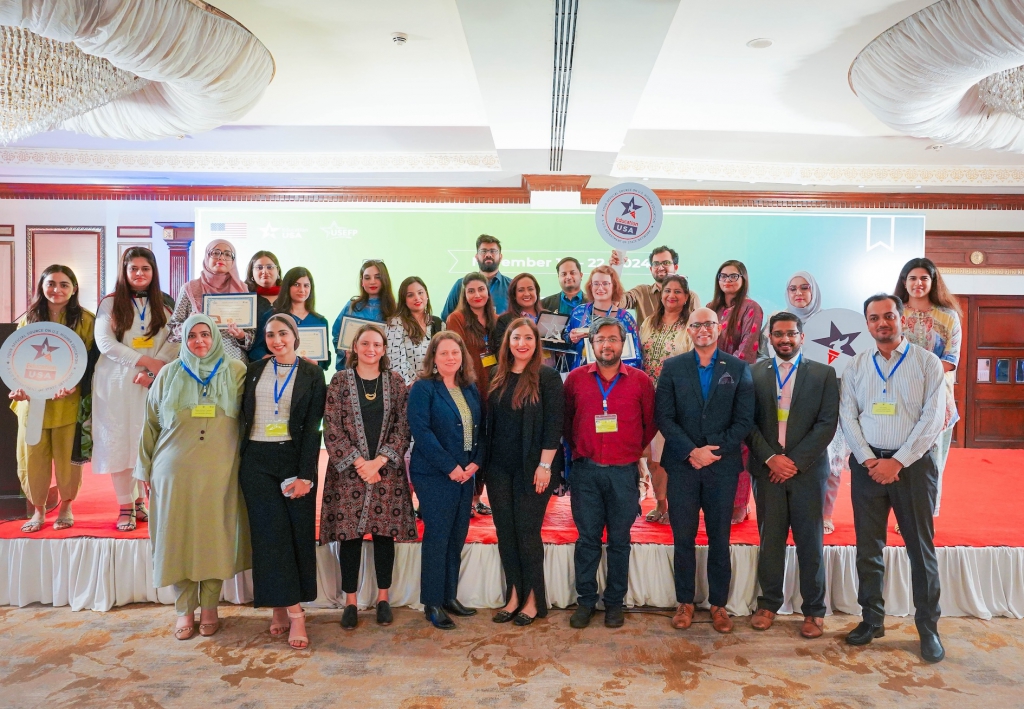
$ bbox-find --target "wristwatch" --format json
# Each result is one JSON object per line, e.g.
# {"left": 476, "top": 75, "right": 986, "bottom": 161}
{"left": 538, "top": 462, "right": 552, "bottom": 471}
{"left": 146, "top": 370, "right": 155, "bottom": 379}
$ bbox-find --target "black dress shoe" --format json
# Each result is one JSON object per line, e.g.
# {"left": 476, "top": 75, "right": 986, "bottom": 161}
{"left": 513, "top": 612, "right": 535, "bottom": 627}
{"left": 569, "top": 605, "right": 595, "bottom": 629}
{"left": 424, "top": 605, "right": 456, "bottom": 630}
{"left": 604, "top": 605, "right": 625, "bottom": 628}
{"left": 376, "top": 601, "right": 393, "bottom": 626}
{"left": 918, "top": 626, "right": 945, "bottom": 663}
{"left": 492, "top": 609, "right": 517, "bottom": 623}
{"left": 443, "top": 599, "right": 477, "bottom": 617}
{"left": 845, "top": 621, "right": 885, "bottom": 646}
{"left": 341, "top": 604, "right": 358, "bottom": 630}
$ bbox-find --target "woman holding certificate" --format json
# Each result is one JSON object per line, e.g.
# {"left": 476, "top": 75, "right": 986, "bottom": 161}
{"left": 168, "top": 240, "right": 255, "bottom": 363}
{"left": 92, "top": 247, "right": 177, "bottom": 531}
{"left": 250, "top": 267, "right": 332, "bottom": 370}
{"left": 331, "top": 260, "right": 396, "bottom": 371}
{"left": 321, "top": 324, "right": 415, "bottom": 630}
{"left": 239, "top": 314, "right": 327, "bottom": 649}
{"left": 135, "top": 314, "right": 250, "bottom": 641}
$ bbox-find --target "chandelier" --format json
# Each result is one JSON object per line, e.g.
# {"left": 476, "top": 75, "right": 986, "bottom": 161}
{"left": 977, "top": 66, "right": 1024, "bottom": 121}
{"left": 0, "top": 25, "right": 149, "bottom": 145}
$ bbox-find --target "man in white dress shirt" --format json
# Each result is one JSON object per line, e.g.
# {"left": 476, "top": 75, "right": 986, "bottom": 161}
{"left": 840, "top": 294, "right": 946, "bottom": 663}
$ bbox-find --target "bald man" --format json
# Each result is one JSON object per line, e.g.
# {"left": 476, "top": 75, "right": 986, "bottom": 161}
{"left": 655, "top": 307, "right": 755, "bottom": 633}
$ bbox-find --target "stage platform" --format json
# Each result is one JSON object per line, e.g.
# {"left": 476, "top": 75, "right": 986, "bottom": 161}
{"left": 1, "top": 449, "right": 1022, "bottom": 619}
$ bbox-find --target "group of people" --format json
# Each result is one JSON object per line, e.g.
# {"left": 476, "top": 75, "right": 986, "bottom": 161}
{"left": 8, "top": 231, "right": 961, "bottom": 662}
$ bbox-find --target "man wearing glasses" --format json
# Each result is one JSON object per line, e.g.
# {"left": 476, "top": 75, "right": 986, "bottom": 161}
{"left": 440, "top": 235, "right": 511, "bottom": 319}
{"left": 563, "top": 318, "right": 656, "bottom": 629}
{"left": 746, "top": 312, "right": 839, "bottom": 639}
{"left": 840, "top": 294, "right": 946, "bottom": 663}
{"left": 610, "top": 246, "right": 701, "bottom": 325}
{"left": 654, "top": 307, "right": 754, "bottom": 633}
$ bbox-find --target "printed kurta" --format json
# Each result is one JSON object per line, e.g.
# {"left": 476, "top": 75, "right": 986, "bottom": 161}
{"left": 904, "top": 305, "right": 961, "bottom": 429}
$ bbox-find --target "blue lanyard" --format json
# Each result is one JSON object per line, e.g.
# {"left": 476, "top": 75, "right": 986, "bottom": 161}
{"left": 181, "top": 357, "right": 222, "bottom": 397}
{"left": 774, "top": 353, "right": 801, "bottom": 403}
{"left": 593, "top": 305, "right": 614, "bottom": 319}
{"left": 872, "top": 345, "right": 909, "bottom": 395}
{"left": 593, "top": 372, "right": 622, "bottom": 414}
{"left": 133, "top": 297, "right": 147, "bottom": 324}
{"left": 272, "top": 359, "right": 297, "bottom": 417}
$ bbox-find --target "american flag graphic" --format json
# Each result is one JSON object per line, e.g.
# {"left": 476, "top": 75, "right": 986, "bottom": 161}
{"left": 210, "top": 222, "right": 248, "bottom": 238}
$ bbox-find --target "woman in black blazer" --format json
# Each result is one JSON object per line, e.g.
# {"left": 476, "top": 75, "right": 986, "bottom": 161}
{"left": 408, "top": 331, "right": 483, "bottom": 629}
{"left": 239, "top": 314, "right": 327, "bottom": 649}
{"left": 483, "top": 318, "right": 563, "bottom": 625}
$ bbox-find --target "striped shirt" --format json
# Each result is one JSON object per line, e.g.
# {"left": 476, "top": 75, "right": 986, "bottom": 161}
{"left": 839, "top": 337, "right": 945, "bottom": 468}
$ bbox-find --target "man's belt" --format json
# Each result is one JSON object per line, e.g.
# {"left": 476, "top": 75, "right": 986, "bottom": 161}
{"left": 869, "top": 446, "right": 899, "bottom": 459}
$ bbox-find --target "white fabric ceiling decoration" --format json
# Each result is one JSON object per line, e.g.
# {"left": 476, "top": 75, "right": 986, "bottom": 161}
{"left": 0, "top": 0, "right": 274, "bottom": 141}
{"left": 849, "top": 0, "right": 1024, "bottom": 153}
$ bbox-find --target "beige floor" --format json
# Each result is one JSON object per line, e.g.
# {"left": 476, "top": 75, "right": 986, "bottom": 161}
{"left": 0, "top": 603, "right": 1020, "bottom": 708}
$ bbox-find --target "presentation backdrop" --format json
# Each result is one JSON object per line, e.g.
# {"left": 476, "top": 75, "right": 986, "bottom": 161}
{"left": 194, "top": 207, "right": 925, "bottom": 322}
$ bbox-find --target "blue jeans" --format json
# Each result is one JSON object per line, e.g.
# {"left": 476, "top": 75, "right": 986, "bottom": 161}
{"left": 569, "top": 459, "right": 640, "bottom": 608}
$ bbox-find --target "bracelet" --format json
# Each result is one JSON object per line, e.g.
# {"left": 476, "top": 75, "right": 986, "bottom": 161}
{"left": 538, "top": 462, "right": 552, "bottom": 471}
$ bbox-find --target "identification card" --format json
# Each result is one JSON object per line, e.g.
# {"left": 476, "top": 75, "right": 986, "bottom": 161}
{"left": 265, "top": 422, "right": 289, "bottom": 437}
{"left": 777, "top": 409, "right": 790, "bottom": 422}
{"left": 480, "top": 353, "right": 497, "bottom": 368}
{"left": 595, "top": 414, "right": 618, "bottom": 433}
{"left": 871, "top": 401, "right": 897, "bottom": 416}
{"left": 191, "top": 404, "right": 216, "bottom": 418}
{"left": 132, "top": 336, "right": 155, "bottom": 349}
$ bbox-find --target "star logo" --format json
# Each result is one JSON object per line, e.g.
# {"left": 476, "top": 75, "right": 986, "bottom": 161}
{"left": 259, "top": 223, "right": 279, "bottom": 239}
{"left": 620, "top": 197, "right": 643, "bottom": 219}
{"left": 320, "top": 221, "right": 357, "bottom": 240}
{"left": 812, "top": 322, "right": 861, "bottom": 358}
{"left": 31, "top": 337, "right": 59, "bottom": 361}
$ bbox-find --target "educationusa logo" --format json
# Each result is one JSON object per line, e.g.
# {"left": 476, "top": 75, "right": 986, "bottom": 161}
{"left": 0, "top": 322, "right": 88, "bottom": 399}
{"left": 802, "top": 309, "right": 867, "bottom": 378}
{"left": 595, "top": 182, "right": 663, "bottom": 250}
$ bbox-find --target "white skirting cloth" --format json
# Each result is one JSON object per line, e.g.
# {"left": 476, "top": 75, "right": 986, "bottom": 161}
{"left": 1, "top": 538, "right": 1022, "bottom": 619}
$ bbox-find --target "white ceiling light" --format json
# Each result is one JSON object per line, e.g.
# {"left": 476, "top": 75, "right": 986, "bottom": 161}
{"left": 746, "top": 38, "right": 773, "bottom": 49}
{"left": 392, "top": 32, "right": 408, "bottom": 45}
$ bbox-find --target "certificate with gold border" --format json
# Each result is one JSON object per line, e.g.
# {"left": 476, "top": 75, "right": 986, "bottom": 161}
{"left": 202, "top": 292, "right": 258, "bottom": 329}
{"left": 297, "top": 326, "right": 330, "bottom": 362}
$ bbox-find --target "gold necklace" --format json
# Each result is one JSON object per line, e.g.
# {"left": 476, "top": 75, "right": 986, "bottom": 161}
{"left": 358, "top": 373, "right": 380, "bottom": 401}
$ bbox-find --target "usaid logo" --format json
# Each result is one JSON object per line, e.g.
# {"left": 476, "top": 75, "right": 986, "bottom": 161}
{"left": 595, "top": 182, "right": 663, "bottom": 250}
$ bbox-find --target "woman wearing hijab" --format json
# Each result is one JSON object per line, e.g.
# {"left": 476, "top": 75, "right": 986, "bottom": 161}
{"left": 167, "top": 240, "right": 254, "bottom": 362}
{"left": 135, "top": 314, "right": 251, "bottom": 641}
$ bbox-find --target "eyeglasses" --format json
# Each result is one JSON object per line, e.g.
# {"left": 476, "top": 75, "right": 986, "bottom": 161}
{"left": 209, "top": 250, "right": 235, "bottom": 261}
{"left": 592, "top": 337, "right": 622, "bottom": 345}
{"left": 591, "top": 280, "right": 613, "bottom": 288}
{"left": 477, "top": 248, "right": 500, "bottom": 256}
{"left": 688, "top": 321, "right": 718, "bottom": 331}
{"left": 253, "top": 264, "right": 277, "bottom": 272}
{"left": 787, "top": 284, "right": 811, "bottom": 293}
{"left": 651, "top": 260, "right": 674, "bottom": 268}
{"left": 771, "top": 330, "right": 801, "bottom": 338}
{"left": 717, "top": 273, "right": 741, "bottom": 283}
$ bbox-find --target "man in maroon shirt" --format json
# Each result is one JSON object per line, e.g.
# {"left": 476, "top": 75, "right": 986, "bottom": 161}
{"left": 564, "top": 317, "right": 656, "bottom": 628}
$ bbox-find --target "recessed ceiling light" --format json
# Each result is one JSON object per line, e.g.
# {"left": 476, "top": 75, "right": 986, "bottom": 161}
{"left": 747, "top": 38, "right": 773, "bottom": 49}
{"left": 858, "top": 185, "right": 865, "bottom": 188}
{"left": 695, "top": 179, "right": 703, "bottom": 182}
{"left": 642, "top": 177, "right": 649, "bottom": 181}
{"left": 915, "top": 185, "right": 922, "bottom": 189}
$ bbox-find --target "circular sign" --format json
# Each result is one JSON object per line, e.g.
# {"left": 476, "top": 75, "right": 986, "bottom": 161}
{"left": 594, "top": 182, "right": 663, "bottom": 250}
{"left": 801, "top": 308, "right": 869, "bottom": 379}
{"left": 0, "top": 321, "right": 88, "bottom": 398}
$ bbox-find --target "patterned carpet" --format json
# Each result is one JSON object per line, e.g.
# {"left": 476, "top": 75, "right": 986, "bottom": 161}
{"left": 0, "top": 603, "right": 1019, "bottom": 708}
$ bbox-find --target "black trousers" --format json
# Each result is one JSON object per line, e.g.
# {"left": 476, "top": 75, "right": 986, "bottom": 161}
{"left": 412, "top": 469, "right": 474, "bottom": 607}
{"left": 239, "top": 441, "right": 317, "bottom": 608}
{"left": 569, "top": 459, "right": 639, "bottom": 608}
{"left": 666, "top": 465, "right": 739, "bottom": 607}
{"left": 488, "top": 462, "right": 554, "bottom": 614}
{"left": 337, "top": 536, "right": 396, "bottom": 595}
{"left": 751, "top": 460, "right": 827, "bottom": 617}
{"left": 851, "top": 452, "right": 940, "bottom": 626}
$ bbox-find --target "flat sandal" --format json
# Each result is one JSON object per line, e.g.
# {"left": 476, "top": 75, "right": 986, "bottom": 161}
{"left": 116, "top": 507, "right": 136, "bottom": 532}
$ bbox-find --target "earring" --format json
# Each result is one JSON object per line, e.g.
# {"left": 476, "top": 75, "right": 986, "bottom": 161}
{"left": 432, "top": 364, "right": 438, "bottom": 374}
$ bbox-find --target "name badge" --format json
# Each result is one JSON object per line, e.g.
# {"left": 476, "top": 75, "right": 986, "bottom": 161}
{"left": 777, "top": 409, "right": 790, "bottom": 422}
{"left": 871, "top": 401, "right": 897, "bottom": 416}
{"left": 480, "top": 353, "right": 497, "bottom": 368}
{"left": 132, "top": 336, "right": 155, "bottom": 349}
{"left": 191, "top": 404, "right": 216, "bottom": 418}
{"left": 595, "top": 414, "right": 618, "bottom": 433}
{"left": 265, "top": 422, "right": 289, "bottom": 437}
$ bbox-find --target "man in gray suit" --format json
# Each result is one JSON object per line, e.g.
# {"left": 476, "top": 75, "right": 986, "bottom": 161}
{"left": 747, "top": 312, "right": 840, "bottom": 638}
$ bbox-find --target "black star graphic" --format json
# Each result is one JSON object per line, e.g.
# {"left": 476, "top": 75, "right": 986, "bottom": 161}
{"left": 620, "top": 197, "right": 643, "bottom": 218}
{"left": 812, "top": 322, "right": 860, "bottom": 357}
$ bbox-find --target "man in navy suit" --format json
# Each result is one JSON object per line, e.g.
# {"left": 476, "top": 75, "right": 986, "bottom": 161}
{"left": 655, "top": 306, "right": 755, "bottom": 633}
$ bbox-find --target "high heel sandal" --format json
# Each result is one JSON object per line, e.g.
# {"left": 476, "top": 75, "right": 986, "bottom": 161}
{"left": 116, "top": 507, "right": 136, "bottom": 532}
{"left": 269, "top": 611, "right": 290, "bottom": 636}
{"left": 288, "top": 610, "right": 309, "bottom": 649}
{"left": 134, "top": 500, "right": 149, "bottom": 523}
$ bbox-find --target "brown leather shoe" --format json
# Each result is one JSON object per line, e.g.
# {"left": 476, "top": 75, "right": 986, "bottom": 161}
{"left": 671, "top": 603, "right": 695, "bottom": 630}
{"left": 801, "top": 616, "right": 824, "bottom": 639}
{"left": 710, "top": 605, "right": 733, "bottom": 633}
{"left": 750, "top": 608, "right": 776, "bottom": 631}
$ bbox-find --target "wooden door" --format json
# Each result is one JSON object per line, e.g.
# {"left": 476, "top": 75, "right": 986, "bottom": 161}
{"left": 28, "top": 227, "right": 104, "bottom": 314}
{"left": 965, "top": 296, "right": 1024, "bottom": 448}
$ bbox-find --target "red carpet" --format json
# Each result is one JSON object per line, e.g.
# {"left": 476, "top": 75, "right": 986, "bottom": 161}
{"left": 1, "top": 448, "right": 1019, "bottom": 547}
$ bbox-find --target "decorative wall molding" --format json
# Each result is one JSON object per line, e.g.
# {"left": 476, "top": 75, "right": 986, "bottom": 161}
{"left": 0, "top": 148, "right": 502, "bottom": 173}
{"left": 613, "top": 156, "right": 1024, "bottom": 187}
{"left": 938, "top": 267, "right": 1024, "bottom": 275}
{"left": 521, "top": 174, "right": 590, "bottom": 191}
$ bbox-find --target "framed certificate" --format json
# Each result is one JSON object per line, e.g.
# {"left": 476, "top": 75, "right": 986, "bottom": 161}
{"left": 202, "top": 292, "right": 258, "bottom": 329}
{"left": 583, "top": 332, "right": 637, "bottom": 364}
{"left": 337, "top": 316, "right": 386, "bottom": 351}
{"left": 297, "top": 325, "right": 330, "bottom": 361}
